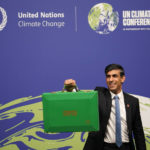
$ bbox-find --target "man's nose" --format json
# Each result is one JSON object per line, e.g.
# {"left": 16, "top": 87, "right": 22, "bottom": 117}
{"left": 109, "top": 76, "right": 113, "bottom": 81}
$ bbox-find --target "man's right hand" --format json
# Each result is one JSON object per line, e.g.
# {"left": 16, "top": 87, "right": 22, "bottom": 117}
{"left": 64, "top": 79, "right": 76, "bottom": 86}
{"left": 64, "top": 79, "right": 76, "bottom": 92}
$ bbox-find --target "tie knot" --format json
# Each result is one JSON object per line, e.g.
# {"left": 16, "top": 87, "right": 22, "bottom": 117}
{"left": 114, "top": 95, "right": 119, "bottom": 100}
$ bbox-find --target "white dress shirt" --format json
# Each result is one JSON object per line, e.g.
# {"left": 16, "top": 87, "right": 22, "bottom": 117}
{"left": 104, "top": 90, "right": 129, "bottom": 143}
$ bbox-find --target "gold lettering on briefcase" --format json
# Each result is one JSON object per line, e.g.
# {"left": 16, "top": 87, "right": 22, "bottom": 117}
{"left": 85, "top": 120, "right": 90, "bottom": 124}
{"left": 63, "top": 110, "right": 77, "bottom": 116}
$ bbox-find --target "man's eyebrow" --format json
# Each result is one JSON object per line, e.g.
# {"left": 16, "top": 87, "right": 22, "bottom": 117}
{"left": 106, "top": 74, "right": 118, "bottom": 77}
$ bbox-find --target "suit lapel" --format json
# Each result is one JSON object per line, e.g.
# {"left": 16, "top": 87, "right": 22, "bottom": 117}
{"left": 124, "top": 93, "right": 132, "bottom": 131}
{"left": 105, "top": 91, "right": 112, "bottom": 121}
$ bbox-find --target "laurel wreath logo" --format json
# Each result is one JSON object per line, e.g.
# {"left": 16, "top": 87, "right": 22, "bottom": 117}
{"left": 0, "top": 7, "right": 7, "bottom": 31}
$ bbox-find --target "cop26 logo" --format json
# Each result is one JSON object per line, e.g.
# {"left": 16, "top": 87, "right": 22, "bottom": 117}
{"left": 88, "top": 3, "right": 119, "bottom": 34}
{"left": 0, "top": 7, "right": 7, "bottom": 31}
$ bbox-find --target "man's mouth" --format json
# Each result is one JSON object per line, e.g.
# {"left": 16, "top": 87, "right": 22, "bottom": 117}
{"left": 109, "top": 83, "right": 116, "bottom": 88}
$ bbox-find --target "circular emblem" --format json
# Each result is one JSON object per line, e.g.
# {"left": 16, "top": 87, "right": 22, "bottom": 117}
{"left": 88, "top": 3, "right": 119, "bottom": 34}
{"left": 0, "top": 7, "right": 7, "bottom": 31}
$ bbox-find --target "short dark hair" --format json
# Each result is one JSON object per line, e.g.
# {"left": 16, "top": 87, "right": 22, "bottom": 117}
{"left": 105, "top": 64, "right": 125, "bottom": 77}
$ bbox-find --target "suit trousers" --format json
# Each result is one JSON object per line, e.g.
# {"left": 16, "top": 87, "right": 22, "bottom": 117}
{"left": 103, "top": 142, "right": 130, "bottom": 150}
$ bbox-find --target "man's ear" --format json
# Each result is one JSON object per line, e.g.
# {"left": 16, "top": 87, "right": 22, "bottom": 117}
{"left": 121, "top": 75, "right": 126, "bottom": 84}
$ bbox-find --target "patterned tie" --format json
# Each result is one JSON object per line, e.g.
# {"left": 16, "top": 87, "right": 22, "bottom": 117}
{"left": 114, "top": 95, "right": 122, "bottom": 147}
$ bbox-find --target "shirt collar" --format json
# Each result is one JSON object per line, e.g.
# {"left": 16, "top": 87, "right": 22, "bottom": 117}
{"left": 110, "top": 90, "right": 123, "bottom": 100}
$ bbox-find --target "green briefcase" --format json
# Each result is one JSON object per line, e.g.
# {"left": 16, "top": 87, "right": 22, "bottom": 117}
{"left": 42, "top": 90, "right": 99, "bottom": 133}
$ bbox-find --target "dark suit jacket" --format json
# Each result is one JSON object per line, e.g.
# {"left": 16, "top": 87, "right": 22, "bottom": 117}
{"left": 83, "top": 87, "right": 146, "bottom": 150}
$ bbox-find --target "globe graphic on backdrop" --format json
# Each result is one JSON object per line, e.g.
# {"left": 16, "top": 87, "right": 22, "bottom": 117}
{"left": 88, "top": 3, "right": 119, "bottom": 34}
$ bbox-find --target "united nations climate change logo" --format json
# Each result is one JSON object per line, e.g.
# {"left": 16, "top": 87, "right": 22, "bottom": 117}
{"left": 88, "top": 3, "right": 119, "bottom": 34}
{"left": 0, "top": 7, "right": 7, "bottom": 31}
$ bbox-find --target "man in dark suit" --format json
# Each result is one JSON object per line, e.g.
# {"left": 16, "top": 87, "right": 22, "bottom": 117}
{"left": 64, "top": 64, "right": 146, "bottom": 150}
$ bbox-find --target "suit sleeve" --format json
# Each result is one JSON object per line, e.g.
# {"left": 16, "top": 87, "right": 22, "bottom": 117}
{"left": 83, "top": 131, "right": 99, "bottom": 150}
{"left": 133, "top": 98, "right": 146, "bottom": 150}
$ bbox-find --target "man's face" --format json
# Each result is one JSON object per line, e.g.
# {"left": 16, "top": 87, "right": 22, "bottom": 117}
{"left": 106, "top": 69, "right": 125, "bottom": 94}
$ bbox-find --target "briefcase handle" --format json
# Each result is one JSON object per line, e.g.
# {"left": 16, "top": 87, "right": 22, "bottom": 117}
{"left": 62, "top": 85, "right": 79, "bottom": 92}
